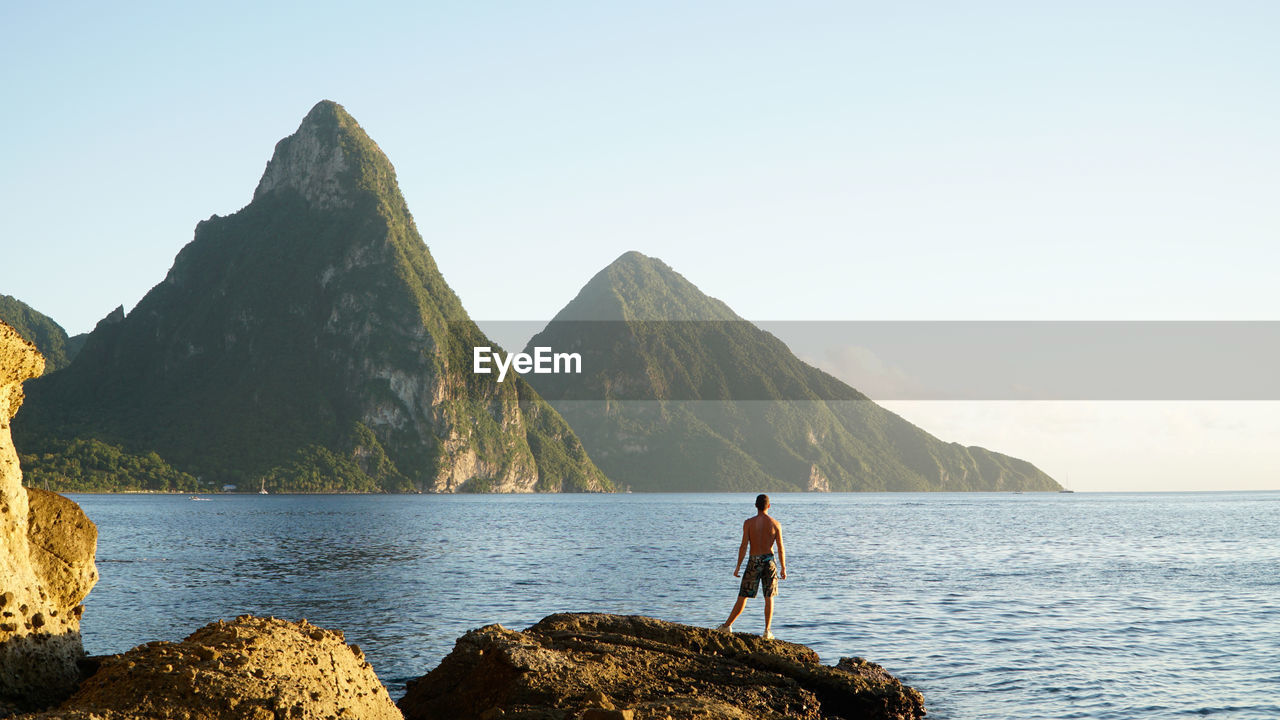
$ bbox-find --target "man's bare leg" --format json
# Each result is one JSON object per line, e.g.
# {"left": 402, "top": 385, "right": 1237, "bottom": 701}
{"left": 763, "top": 596, "right": 775, "bottom": 639}
{"left": 719, "top": 596, "right": 748, "bottom": 631}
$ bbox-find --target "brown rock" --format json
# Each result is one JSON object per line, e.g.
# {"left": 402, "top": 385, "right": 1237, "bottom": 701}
{"left": 24, "top": 489, "right": 99, "bottom": 611}
{"left": 0, "top": 321, "right": 44, "bottom": 420}
{"left": 398, "top": 613, "right": 925, "bottom": 720}
{"left": 1, "top": 321, "right": 99, "bottom": 711}
{"left": 24, "top": 615, "right": 401, "bottom": 720}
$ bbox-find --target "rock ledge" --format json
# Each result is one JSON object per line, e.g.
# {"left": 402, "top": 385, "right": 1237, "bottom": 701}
{"left": 399, "top": 613, "right": 925, "bottom": 720}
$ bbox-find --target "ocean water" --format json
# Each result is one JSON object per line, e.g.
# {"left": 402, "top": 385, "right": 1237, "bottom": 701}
{"left": 68, "top": 492, "right": 1280, "bottom": 719}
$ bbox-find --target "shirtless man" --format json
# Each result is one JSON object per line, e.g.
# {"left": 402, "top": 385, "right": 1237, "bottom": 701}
{"left": 717, "top": 493, "right": 787, "bottom": 639}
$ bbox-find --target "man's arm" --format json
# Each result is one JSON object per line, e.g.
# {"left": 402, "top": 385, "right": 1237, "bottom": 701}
{"left": 734, "top": 521, "right": 749, "bottom": 577}
{"left": 774, "top": 521, "right": 787, "bottom": 580}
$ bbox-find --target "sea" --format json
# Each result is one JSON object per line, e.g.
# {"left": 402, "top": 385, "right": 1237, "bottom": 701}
{"left": 68, "top": 491, "right": 1279, "bottom": 720}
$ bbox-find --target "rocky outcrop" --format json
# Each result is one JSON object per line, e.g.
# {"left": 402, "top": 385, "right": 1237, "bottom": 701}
{"left": 807, "top": 464, "right": 831, "bottom": 492}
{"left": 254, "top": 101, "right": 354, "bottom": 210}
{"left": 1, "top": 321, "right": 98, "bottom": 711}
{"left": 398, "top": 613, "right": 926, "bottom": 720}
{"left": 20, "top": 616, "right": 402, "bottom": 720}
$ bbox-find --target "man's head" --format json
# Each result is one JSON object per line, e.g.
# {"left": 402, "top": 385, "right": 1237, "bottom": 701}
{"left": 755, "top": 494, "right": 769, "bottom": 512}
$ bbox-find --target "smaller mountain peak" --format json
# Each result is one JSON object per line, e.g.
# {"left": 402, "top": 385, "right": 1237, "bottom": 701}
{"left": 254, "top": 100, "right": 386, "bottom": 210}
{"left": 606, "top": 252, "right": 697, "bottom": 285}
{"left": 613, "top": 250, "right": 650, "bottom": 264}
{"left": 606, "top": 251, "right": 670, "bottom": 273}
{"left": 552, "top": 252, "right": 739, "bottom": 322}
{"left": 600, "top": 251, "right": 677, "bottom": 280}
{"left": 96, "top": 306, "right": 125, "bottom": 329}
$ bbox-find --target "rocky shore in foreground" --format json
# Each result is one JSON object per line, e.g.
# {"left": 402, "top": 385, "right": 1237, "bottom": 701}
{"left": 8, "top": 613, "right": 924, "bottom": 720}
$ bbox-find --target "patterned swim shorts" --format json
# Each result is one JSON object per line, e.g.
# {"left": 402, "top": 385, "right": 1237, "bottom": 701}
{"left": 738, "top": 553, "right": 778, "bottom": 598}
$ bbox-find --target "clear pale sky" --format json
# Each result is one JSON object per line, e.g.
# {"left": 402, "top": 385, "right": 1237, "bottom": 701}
{"left": 2, "top": 2, "right": 1277, "bottom": 491}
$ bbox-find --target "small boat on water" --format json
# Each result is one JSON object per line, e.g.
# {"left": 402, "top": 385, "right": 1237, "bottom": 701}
{"left": 188, "top": 496, "right": 211, "bottom": 501}
{"left": 258, "top": 479, "right": 269, "bottom": 495}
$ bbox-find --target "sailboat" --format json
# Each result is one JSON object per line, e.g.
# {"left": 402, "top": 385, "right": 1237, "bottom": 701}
{"left": 258, "top": 478, "right": 269, "bottom": 495}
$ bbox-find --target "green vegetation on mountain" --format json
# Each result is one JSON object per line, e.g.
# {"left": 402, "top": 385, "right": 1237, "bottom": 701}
{"left": 16, "top": 101, "right": 609, "bottom": 494}
{"left": 524, "top": 252, "right": 1060, "bottom": 492}
{"left": 0, "top": 295, "right": 76, "bottom": 372}
{"left": 18, "top": 437, "right": 200, "bottom": 493}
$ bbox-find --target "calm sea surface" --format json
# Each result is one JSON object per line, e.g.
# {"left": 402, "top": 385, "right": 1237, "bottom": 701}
{"left": 68, "top": 492, "right": 1279, "bottom": 720}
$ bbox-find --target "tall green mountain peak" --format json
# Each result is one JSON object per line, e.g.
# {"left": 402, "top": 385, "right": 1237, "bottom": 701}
{"left": 17, "top": 101, "right": 609, "bottom": 494}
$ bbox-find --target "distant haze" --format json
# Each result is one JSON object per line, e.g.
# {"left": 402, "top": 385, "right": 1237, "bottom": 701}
{"left": 3, "top": 3, "right": 1277, "bottom": 491}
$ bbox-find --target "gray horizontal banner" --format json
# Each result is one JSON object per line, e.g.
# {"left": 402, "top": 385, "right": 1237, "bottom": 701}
{"left": 467, "top": 321, "right": 1280, "bottom": 401}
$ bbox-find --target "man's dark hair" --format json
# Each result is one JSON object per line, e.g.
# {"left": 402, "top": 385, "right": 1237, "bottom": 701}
{"left": 755, "top": 494, "right": 769, "bottom": 511}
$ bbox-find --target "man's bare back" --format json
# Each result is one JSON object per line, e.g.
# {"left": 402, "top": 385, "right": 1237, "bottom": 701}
{"left": 744, "top": 513, "right": 782, "bottom": 557}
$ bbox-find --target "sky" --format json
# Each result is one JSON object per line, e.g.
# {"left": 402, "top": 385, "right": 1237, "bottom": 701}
{"left": 2, "top": 1, "right": 1277, "bottom": 491}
